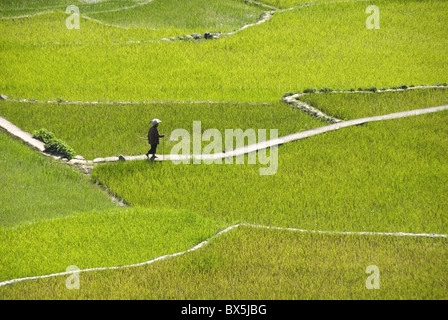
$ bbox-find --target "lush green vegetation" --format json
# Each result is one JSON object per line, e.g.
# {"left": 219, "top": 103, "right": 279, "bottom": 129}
{"left": 87, "top": 0, "right": 264, "bottom": 31}
{"left": 0, "top": 131, "right": 116, "bottom": 228}
{"left": 1, "top": 0, "right": 446, "bottom": 102}
{"left": 1, "top": 0, "right": 447, "bottom": 301}
{"left": 93, "top": 111, "right": 448, "bottom": 234}
{"left": 2, "top": 226, "right": 446, "bottom": 299}
{"left": 259, "top": 0, "right": 328, "bottom": 8}
{"left": 0, "top": 1, "right": 147, "bottom": 18}
{"left": 0, "top": 208, "right": 224, "bottom": 282}
{"left": 260, "top": 0, "right": 375, "bottom": 9}
{"left": 300, "top": 88, "right": 448, "bottom": 120}
{"left": 0, "top": 101, "right": 322, "bottom": 159}
{"left": 0, "top": 0, "right": 264, "bottom": 38}
{"left": 32, "top": 128, "right": 76, "bottom": 159}
{"left": 0, "top": 11, "right": 182, "bottom": 46}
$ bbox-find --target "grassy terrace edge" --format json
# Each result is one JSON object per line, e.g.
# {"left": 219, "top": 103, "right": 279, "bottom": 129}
{"left": 0, "top": 208, "right": 224, "bottom": 283}
{"left": 1, "top": 225, "right": 446, "bottom": 299}
{"left": 91, "top": 111, "right": 448, "bottom": 234}
{"left": 1, "top": 0, "right": 447, "bottom": 102}
{"left": 0, "top": 130, "right": 116, "bottom": 228}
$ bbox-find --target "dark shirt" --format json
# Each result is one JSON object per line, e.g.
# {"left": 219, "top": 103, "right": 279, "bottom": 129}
{"left": 148, "top": 126, "right": 162, "bottom": 145}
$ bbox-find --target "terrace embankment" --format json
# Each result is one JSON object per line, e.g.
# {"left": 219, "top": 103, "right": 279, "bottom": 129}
{"left": 2, "top": 99, "right": 448, "bottom": 165}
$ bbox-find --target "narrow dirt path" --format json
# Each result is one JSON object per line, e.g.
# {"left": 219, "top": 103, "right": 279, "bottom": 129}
{"left": 1, "top": 103, "right": 448, "bottom": 164}
{"left": 64, "top": 104, "right": 448, "bottom": 164}
{"left": 282, "top": 85, "right": 448, "bottom": 123}
{"left": 0, "top": 116, "right": 45, "bottom": 153}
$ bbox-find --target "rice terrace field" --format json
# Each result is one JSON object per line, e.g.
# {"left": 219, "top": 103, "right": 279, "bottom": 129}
{"left": 0, "top": 0, "right": 447, "bottom": 306}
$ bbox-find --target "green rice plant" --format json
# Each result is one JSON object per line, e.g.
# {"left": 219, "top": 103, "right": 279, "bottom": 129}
{"left": 299, "top": 87, "right": 448, "bottom": 120}
{"left": 256, "top": 0, "right": 316, "bottom": 8}
{"left": 1, "top": 0, "right": 446, "bottom": 102}
{"left": 44, "top": 137, "right": 76, "bottom": 160}
{"left": 2, "top": 226, "right": 446, "bottom": 299}
{"left": 0, "top": 0, "right": 264, "bottom": 40}
{"left": 0, "top": 207, "right": 224, "bottom": 282}
{"left": 0, "top": 131, "right": 116, "bottom": 228}
{"left": 0, "top": 0, "right": 146, "bottom": 18}
{"left": 0, "top": 101, "right": 323, "bottom": 159}
{"left": 87, "top": 0, "right": 264, "bottom": 32}
{"left": 92, "top": 111, "right": 448, "bottom": 234}
{"left": 0, "top": 11, "right": 184, "bottom": 46}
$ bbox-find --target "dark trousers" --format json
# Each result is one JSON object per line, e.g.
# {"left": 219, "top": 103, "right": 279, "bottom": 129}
{"left": 147, "top": 144, "right": 158, "bottom": 155}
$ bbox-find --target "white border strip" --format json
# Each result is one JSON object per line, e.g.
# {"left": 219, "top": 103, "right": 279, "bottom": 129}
{"left": 0, "top": 0, "right": 155, "bottom": 20}
{"left": 1, "top": 103, "right": 448, "bottom": 163}
{"left": 242, "top": 223, "right": 448, "bottom": 238}
{"left": 0, "top": 223, "right": 446, "bottom": 288}
{"left": 0, "top": 224, "right": 239, "bottom": 288}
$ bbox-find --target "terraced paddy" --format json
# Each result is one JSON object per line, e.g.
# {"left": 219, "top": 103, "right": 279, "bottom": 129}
{"left": 0, "top": 0, "right": 447, "bottom": 302}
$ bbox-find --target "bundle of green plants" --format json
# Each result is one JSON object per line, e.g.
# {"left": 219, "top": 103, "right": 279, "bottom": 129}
{"left": 318, "top": 87, "right": 332, "bottom": 93}
{"left": 31, "top": 128, "right": 55, "bottom": 144}
{"left": 2, "top": 102, "right": 322, "bottom": 159}
{"left": 32, "top": 128, "right": 76, "bottom": 159}
{"left": 44, "top": 138, "right": 76, "bottom": 160}
{"left": 303, "top": 88, "right": 317, "bottom": 94}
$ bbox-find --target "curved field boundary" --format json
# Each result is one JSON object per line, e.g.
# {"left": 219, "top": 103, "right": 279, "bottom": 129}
{"left": 0, "top": 116, "right": 45, "bottom": 153}
{"left": 243, "top": 223, "right": 448, "bottom": 238}
{"left": 1, "top": 103, "right": 448, "bottom": 164}
{"left": 240, "top": 0, "right": 280, "bottom": 10}
{"left": 82, "top": 0, "right": 377, "bottom": 39}
{"left": 27, "top": 10, "right": 279, "bottom": 45}
{"left": 3, "top": 85, "right": 446, "bottom": 107}
{"left": 2, "top": 98, "right": 271, "bottom": 106}
{"left": 283, "top": 85, "right": 448, "bottom": 124}
{"left": 0, "top": 0, "right": 155, "bottom": 20}
{"left": 84, "top": 104, "right": 448, "bottom": 163}
{"left": 283, "top": 94, "right": 343, "bottom": 124}
{"left": 0, "top": 10, "right": 55, "bottom": 20}
{"left": 0, "top": 224, "right": 239, "bottom": 288}
{"left": 0, "top": 115, "right": 128, "bottom": 206}
{"left": 80, "top": 14, "right": 133, "bottom": 30}
{"left": 0, "top": 0, "right": 272, "bottom": 37}
{"left": 84, "top": 0, "right": 155, "bottom": 15}
{"left": 2, "top": 0, "right": 373, "bottom": 44}
{"left": 0, "top": 222, "right": 445, "bottom": 288}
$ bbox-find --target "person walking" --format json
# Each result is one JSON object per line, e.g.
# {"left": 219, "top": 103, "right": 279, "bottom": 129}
{"left": 146, "top": 118, "right": 165, "bottom": 160}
